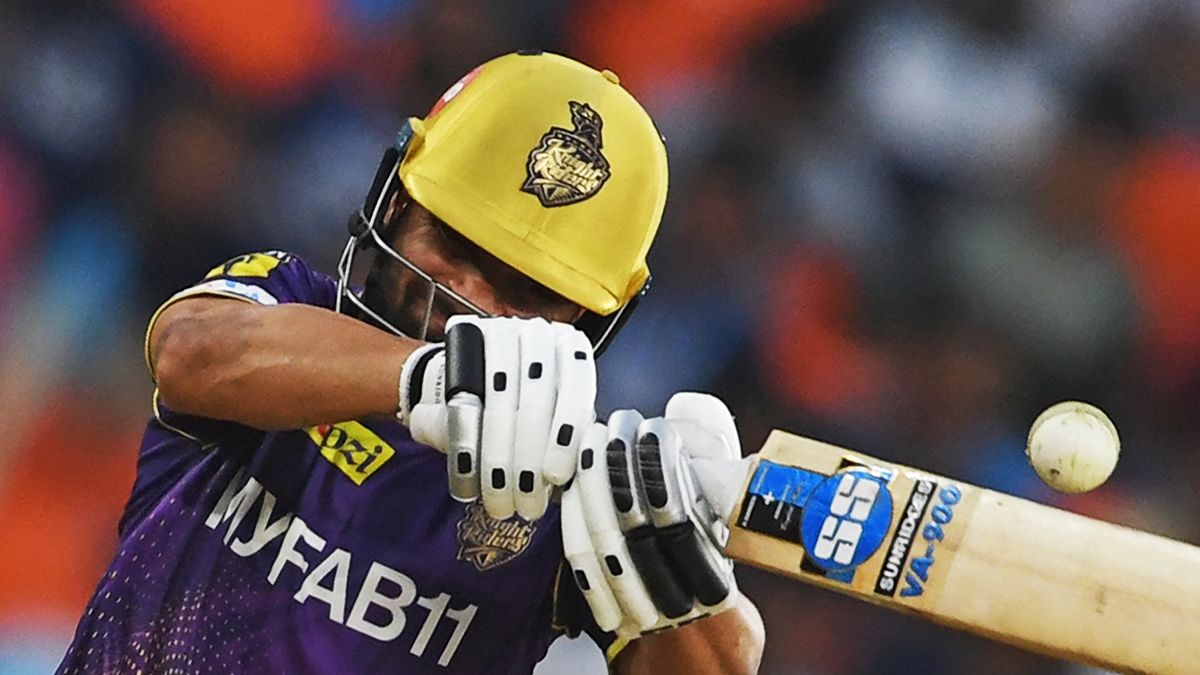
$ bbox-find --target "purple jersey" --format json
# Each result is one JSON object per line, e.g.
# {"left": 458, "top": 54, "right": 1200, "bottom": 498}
{"left": 58, "top": 252, "right": 599, "bottom": 674}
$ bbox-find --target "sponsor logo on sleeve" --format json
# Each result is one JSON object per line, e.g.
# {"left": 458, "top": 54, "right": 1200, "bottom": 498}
{"left": 205, "top": 251, "right": 293, "bottom": 279}
{"left": 305, "top": 421, "right": 395, "bottom": 485}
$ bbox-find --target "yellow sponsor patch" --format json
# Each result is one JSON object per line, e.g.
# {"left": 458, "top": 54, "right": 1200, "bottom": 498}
{"left": 305, "top": 421, "right": 395, "bottom": 485}
{"left": 205, "top": 251, "right": 292, "bottom": 279}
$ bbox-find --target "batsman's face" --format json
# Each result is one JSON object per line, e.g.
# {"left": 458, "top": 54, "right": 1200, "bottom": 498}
{"left": 362, "top": 200, "right": 582, "bottom": 341}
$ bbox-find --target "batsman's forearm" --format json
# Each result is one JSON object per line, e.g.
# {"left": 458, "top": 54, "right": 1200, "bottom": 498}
{"left": 612, "top": 595, "right": 765, "bottom": 675}
{"left": 151, "top": 298, "right": 421, "bottom": 430}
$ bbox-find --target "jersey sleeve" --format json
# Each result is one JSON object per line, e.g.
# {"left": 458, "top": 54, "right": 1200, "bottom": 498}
{"left": 142, "top": 250, "right": 341, "bottom": 441}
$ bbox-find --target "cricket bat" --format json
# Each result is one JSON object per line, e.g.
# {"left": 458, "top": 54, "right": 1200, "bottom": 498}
{"left": 697, "top": 430, "right": 1200, "bottom": 673}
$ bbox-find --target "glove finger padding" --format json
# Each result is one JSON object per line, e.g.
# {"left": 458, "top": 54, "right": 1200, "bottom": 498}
{"left": 662, "top": 392, "right": 741, "bottom": 551}
{"left": 563, "top": 395, "right": 741, "bottom": 642}
{"left": 479, "top": 318, "right": 522, "bottom": 518}
{"left": 444, "top": 319, "right": 486, "bottom": 501}
{"left": 562, "top": 479, "right": 623, "bottom": 633}
{"left": 575, "top": 421, "right": 659, "bottom": 630}
{"left": 510, "top": 320, "right": 556, "bottom": 520}
{"left": 543, "top": 324, "right": 595, "bottom": 486}
{"left": 614, "top": 416, "right": 695, "bottom": 620}
{"left": 401, "top": 316, "right": 598, "bottom": 522}
{"left": 637, "top": 419, "right": 731, "bottom": 608}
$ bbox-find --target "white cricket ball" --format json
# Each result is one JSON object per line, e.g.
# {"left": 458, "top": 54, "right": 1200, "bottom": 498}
{"left": 1026, "top": 401, "right": 1120, "bottom": 494}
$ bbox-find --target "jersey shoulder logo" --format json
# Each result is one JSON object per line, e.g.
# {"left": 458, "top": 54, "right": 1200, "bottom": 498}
{"left": 205, "top": 251, "right": 293, "bottom": 280}
{"left": 305, "top": 421, "right": 396, "bottom": 485}
{"left": 455, "top": 503, "right": 537, "bottom": 571}
{"left": 521, "top": 101, "right": 610, "bottom": 207}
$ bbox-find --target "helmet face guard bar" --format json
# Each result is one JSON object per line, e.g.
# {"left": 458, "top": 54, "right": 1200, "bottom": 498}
{"left": 337, "top": 120, "right": 647, "bottom": 356}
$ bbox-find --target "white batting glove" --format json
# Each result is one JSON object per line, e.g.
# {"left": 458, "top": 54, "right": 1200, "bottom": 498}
{"left": 397, "top": 315, "right": 597, "bottom": 522}
{"left": 561, "top": 392, "right": 741, "bottom": 639}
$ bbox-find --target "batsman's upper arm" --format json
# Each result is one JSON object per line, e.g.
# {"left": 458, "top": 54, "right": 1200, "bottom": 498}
{"left": 145, "top": 250, "right": 309, "bottom": 383}
{"left": 147, "top": 295, "right": 259, "bottom": 392}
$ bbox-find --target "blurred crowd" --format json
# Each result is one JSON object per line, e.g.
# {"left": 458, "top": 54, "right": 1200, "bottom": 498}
{"left": 2, "top": 0, "right": 1199, "bottom": 673}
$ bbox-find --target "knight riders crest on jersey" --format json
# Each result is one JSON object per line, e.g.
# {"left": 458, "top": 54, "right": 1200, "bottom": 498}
{"left": 521, "top": 101, "right": 611, "bottom": 207}
{"left": 456, "top": 503, "right": 537, "bottom": 571}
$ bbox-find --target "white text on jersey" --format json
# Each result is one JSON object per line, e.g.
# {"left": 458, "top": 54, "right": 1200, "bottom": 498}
{"left": 204, "top": 469, "right": 478, "bottom": 667}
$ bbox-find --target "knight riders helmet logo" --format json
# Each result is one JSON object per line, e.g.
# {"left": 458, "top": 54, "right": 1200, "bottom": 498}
{"left": 456, "top": 503, "right": 537, "bottom": 571}
{"left": 521, "top": 101, "right": 611, "bottom": 207}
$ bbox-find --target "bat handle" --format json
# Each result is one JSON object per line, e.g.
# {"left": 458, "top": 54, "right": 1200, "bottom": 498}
{"left": 689, "top": 455, "right": 757, "bottom": 524}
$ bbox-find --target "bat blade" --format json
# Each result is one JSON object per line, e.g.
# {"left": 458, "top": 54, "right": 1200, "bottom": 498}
{"left": 713, "top": 430, "right": 1200, "bottom": 673}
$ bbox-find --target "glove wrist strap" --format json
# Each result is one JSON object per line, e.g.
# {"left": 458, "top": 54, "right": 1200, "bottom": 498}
{"left": 398, "top": 344, "right": 445, "bottom": 421}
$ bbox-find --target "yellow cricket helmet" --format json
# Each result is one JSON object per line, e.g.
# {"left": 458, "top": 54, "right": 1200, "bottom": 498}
{"left": 339, "top": 51, "right": 667, "bottom": 354}
{"left": 399, "top": 51, "right": 668, "bottom": 318}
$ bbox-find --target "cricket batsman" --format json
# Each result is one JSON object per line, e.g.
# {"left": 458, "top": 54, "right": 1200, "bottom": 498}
{"left": 57, "top": 51, "right": 764, "bottom": 674}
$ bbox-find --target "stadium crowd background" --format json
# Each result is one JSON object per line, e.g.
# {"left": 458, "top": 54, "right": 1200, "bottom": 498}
{"left": 1, "top": 0, "right": 1199, "bottom": 673}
